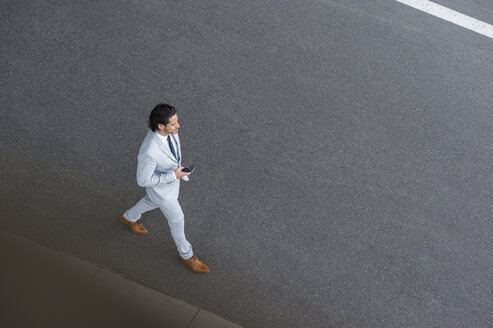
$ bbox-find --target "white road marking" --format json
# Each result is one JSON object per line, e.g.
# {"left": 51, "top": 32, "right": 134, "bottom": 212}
{"left": 394, "top": 0, "right": 493, "bottom": 39}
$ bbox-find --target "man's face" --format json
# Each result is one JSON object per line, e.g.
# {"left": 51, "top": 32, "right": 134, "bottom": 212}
{"left": 158, "top": 114, "right": 180, "bottom": 135}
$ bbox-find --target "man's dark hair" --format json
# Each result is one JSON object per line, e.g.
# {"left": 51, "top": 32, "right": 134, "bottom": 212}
{"left": 148, "top": 103, "right": 177, "bottom": 132}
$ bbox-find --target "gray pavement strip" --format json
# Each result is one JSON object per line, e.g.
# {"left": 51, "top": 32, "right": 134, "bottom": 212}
{"left": 91, "top": 268, "right": 198, "bottom": 328}
{"left": 190, "top": 310, "right": 244, "bottom": 328}
{"left": 0, "top": 229, "right": 242, "bottom": 328}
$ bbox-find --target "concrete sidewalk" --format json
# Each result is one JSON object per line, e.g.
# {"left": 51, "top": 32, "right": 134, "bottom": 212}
{"left": 0, "top": 229, "right": 243, "bottom": 328}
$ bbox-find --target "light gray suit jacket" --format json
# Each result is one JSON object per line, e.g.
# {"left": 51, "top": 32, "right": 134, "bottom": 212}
{"left": 136, "top": 130, "right": 186, "bottom": 204}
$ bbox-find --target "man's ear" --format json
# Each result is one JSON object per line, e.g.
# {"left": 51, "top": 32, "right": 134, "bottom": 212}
{"left": 157, "top": 123, "right": 165, "bottom": 130}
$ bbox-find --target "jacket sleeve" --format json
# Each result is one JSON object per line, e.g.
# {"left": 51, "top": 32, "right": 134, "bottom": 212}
{"left": 136, "top": 154, "right": 175, "bottom": 187}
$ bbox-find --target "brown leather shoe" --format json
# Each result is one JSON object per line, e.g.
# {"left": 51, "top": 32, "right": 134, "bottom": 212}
{"left": 120, "top": 215, "right": 148, "bottom": 235}
{"left": 181, "top": 255, "right": 210, "bottom": 273}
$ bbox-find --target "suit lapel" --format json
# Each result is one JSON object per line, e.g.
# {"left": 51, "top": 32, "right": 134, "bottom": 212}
{"left": 170, "top": 134, "right": 181, "bottom": 163}
{"left": 153, "top": 132, "right": 179, "bottom": 163}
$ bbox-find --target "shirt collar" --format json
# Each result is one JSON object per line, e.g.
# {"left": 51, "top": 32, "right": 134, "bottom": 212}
{"left": 155, "top": 131, "right": 169, "bottom": 144}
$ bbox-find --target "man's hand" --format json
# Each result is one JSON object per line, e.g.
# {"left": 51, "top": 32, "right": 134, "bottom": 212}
{"left": 174, "top": 166, "right": 191, "bottom": 179}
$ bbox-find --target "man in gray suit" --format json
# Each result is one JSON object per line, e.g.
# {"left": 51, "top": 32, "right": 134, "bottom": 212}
{"left": 120, "top": 103, "right": 209, "bottom": 273}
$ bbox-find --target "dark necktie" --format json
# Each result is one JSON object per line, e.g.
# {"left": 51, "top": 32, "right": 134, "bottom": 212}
{"left": 167, "top": 135, "right": 177, "bottom": 160}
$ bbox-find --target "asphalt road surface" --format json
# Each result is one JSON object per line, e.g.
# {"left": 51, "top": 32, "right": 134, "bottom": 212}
{"left": 1, "top": 1, "right": 492, "bottom": 327}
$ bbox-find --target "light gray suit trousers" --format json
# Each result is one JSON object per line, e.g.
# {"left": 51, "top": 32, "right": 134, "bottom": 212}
{"left": 123, "top": 131, "right": 193, "bottom": 259}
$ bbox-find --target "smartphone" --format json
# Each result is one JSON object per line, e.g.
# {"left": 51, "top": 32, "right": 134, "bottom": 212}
{"left": 182, "top": 165, "right": 195, "bottom": 173}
